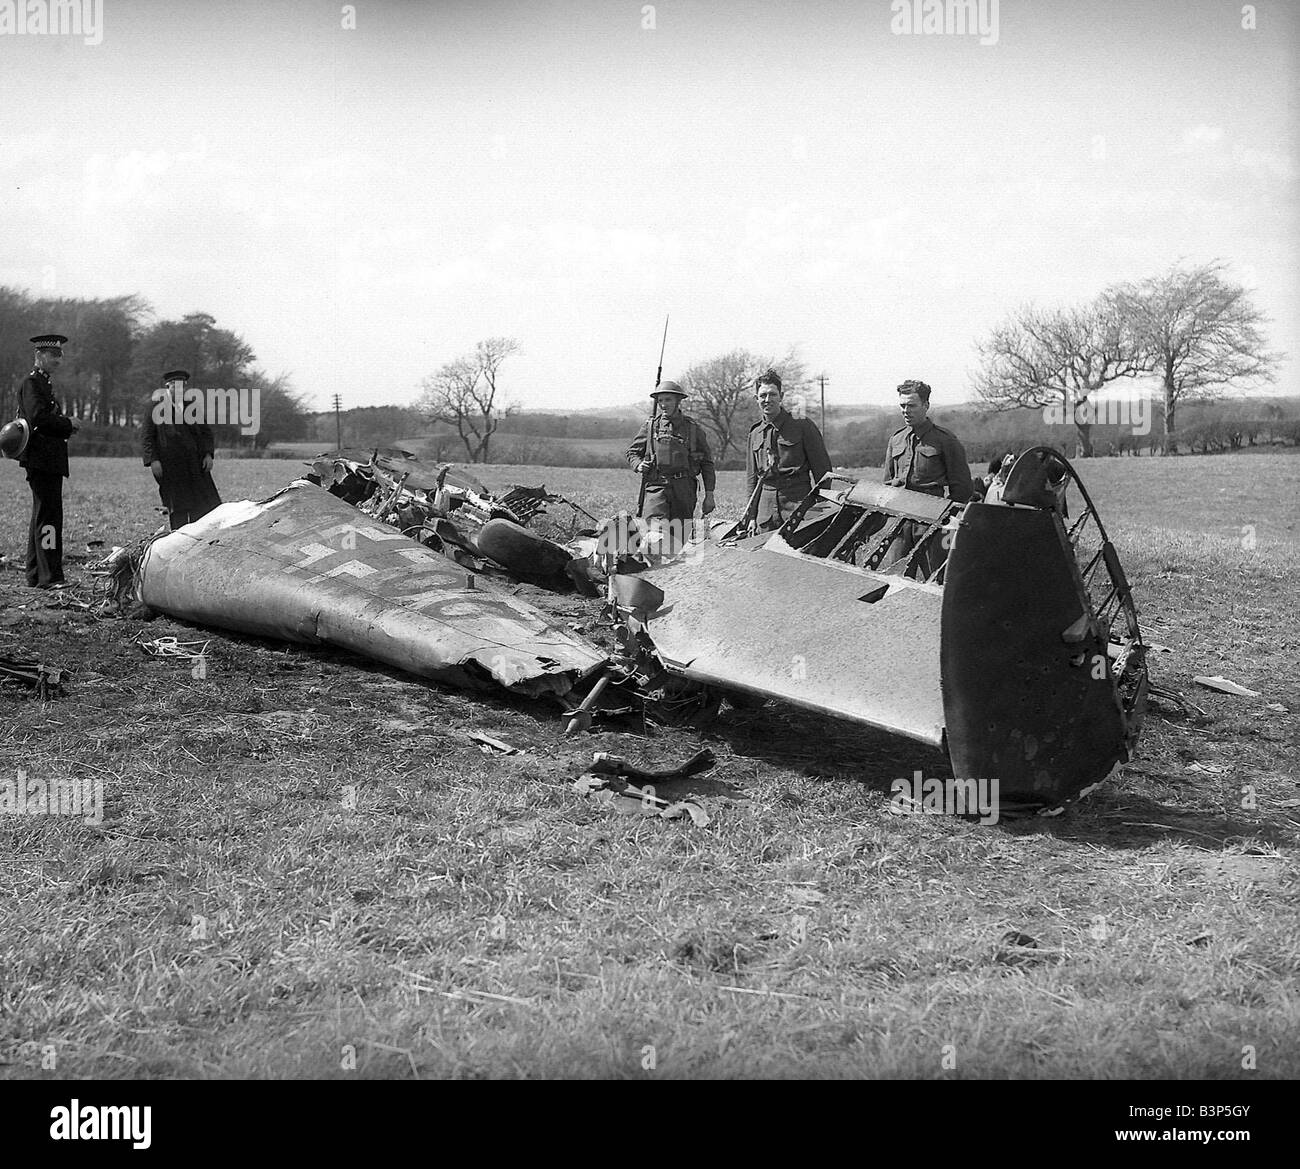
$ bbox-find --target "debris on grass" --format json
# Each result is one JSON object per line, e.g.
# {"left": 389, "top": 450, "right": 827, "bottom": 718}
{"left": 0, "top": 654, "right": 66, "bottom": 698}
{"left": 468, "top": 732, "right": 519, "bottom": 755}
{"left": 136, "top": 634, "right": 211, "bottom": 664}
{"left": 572, "top": 768, "right": 711, "bottom": 826}
{"left": 1194, "top": 675, "right": 1262, "bottom": 698}
{"left": 587, "top": 748, "right": 717, "bottom": 783}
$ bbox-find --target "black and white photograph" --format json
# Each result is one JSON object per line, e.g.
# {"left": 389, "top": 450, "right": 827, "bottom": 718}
{"left": 0, "top": 0, "right": 1296, "bottom": 1117}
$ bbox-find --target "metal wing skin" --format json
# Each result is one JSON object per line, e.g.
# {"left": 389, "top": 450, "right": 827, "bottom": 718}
{"left": 639, "top": 541, "right": 946, "bottom": 747}
{"left": 136, "top": 482, "right": 606, "bottom": 697}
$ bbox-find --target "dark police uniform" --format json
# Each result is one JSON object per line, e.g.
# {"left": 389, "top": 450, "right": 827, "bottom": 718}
{"left": 626, "top": 409, "right": 715, "bottom": 521}
{"left": 881, "top": 417, "right": 973, "bottom": 578}
{"left": 17, "top": 338, "right": 75, "bottom": 587}
{"left": 142, "top": 372, "right": 222, "bottom": 529}
{"left": 746, "top": 408, "right": 831, "bottom": 531}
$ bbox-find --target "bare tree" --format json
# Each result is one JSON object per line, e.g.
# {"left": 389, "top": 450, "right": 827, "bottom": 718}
{"left": 1111, "top": 261, "right": 1282, "bottom": 453}
{"left": 971, "top": 294, "right": 1149, "bottom": 457}
{"left": 683, "top": 345, "right": 807, "bottom": 461}
{"left": 419, "top": 337, "right": 520, "bottom": 463}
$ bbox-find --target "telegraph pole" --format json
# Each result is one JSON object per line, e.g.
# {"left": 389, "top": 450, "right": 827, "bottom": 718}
{"left": 817, "top": 373, "right": 828, "bottom": 433}
{"left": 331, "top": 394, "right": 342, "bottom": 450}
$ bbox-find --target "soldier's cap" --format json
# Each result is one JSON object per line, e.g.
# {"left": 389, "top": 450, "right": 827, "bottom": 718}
{"left": 31, "top": 333, "right": 68, "bottom": 352}
{"left": 162, "top": 369, "right": 191, "bottom": 384}
{"left": 0, "top": 417, "right": 30, "bottom": 460}
{"left": 651, "top": 380, "right": 687, "bottom": 399}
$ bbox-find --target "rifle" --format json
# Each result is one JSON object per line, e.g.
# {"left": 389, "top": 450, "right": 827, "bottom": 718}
{"left": 636, "top": 314, "right": 670, "bottom": 518}
{"left": 739, "top": 475, "right": 765, "bottom": 536}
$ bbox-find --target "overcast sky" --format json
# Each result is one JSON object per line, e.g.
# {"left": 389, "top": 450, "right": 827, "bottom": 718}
{"left": 1, "top": 0, "right": 1295, "bottom": 413}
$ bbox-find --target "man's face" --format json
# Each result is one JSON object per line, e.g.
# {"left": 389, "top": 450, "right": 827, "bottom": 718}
{"left": 35, "top": 349, "right": 62, "bottom": 373}
{"left": 653, "top": 393, "right": 682, "bottom": 417}
{"left": 899, "top": 391, "right": 929, "bottom": 429}
{"left": 756, "top": 383, "right": 783, "bottom": 420}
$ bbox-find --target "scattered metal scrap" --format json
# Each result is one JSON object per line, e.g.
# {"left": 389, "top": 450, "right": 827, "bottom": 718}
{"left": 136, "top": 634, "right": 211, "bottom": 666}
{"left": 572, "top": 749, "right": 714, "bottom": 826}
{"left": 305, "top": 448, "right": 592, "bottom": 579}
{"left": 0, "top": 655, "right": 66, "bottom": 699}
{"left": 1193, "top": 675, "right": 1261, "bottom": 698}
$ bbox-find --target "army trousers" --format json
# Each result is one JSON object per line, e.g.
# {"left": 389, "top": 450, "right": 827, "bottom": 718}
{"left": 753, "top": 473, "right": 813, "bottom": 532}
{"left": 640, "top": 475, "right": 698, "bottom": 522}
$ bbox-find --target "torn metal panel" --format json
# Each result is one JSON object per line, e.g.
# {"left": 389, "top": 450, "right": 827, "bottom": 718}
{"left": 940, "top": 502, "right": 1133, "bottom": 802}
{"left": 638, "top": 540, "right": 946, "bottom": 747}
{"left": 136, "top": 482, "right": 606, "bottom": 697}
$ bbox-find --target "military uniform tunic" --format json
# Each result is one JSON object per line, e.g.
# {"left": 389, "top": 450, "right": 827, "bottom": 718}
{"left": 882, "top": 418, "right": 973, "bottom": 502}
{"left": 880, "top": 418, "right": 973, "bottom": 578}
{"left": 16, "top": 368, "right": 75, "bottom": 586}
{"left": 626, "top": 411, "right": 716, "bottom": 522}
{"left": 746, "top": 409, "right": 831, "bottom": 530}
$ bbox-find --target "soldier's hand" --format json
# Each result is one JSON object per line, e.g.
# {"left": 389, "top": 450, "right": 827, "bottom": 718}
{"left": 201, "top": 454, "right": 213, "bottom": 473}
{"left": 701, "top": 491, "right": 716, "bottom": 516}
{"left": 150, "top": 460, "right": 163, "bottom": 481}
{"left": 636, "top": 460, "right": 652, "bottom": 474}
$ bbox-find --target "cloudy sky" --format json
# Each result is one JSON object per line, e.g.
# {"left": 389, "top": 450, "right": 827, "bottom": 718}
{"left": 1, "top": 0, "right": 1295, "bottom": 413}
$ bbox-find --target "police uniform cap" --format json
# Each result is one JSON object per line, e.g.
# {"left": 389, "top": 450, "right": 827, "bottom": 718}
{"left": 652, "top": 380, "right": 687, "bottom": 400}
{"left": 162, "top": 369, "right": 191, "bottom": 384}
{"left": 31, "top": 333, "right": 68, "bottom": 352}
{"left": 0, "top": 417, "right": 30, "bottom": 460}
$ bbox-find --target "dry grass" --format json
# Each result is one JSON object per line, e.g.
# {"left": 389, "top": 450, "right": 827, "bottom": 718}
{"left": 0, "top": 453, "right": 1297, "bottom": 1079}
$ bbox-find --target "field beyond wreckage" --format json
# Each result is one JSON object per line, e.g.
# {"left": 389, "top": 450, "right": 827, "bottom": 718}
{"left": 1, "top": 453, "right": 1298, "bottom": 1079}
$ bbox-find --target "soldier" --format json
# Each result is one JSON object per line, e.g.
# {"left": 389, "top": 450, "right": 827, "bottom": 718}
{"left": 16, "top": 334, "right": 77, "bottom": 589}
{"left": 626, "top": 381, "right": 716, "bottom": 535}
{"left": 745, "top": 368, "right": 831, "bottom": 532}
{"left": 881, "top": 379, "right": 973, "bottom": 576}
{"left": 142, "top": 369, "right": 223, "bottom": 529}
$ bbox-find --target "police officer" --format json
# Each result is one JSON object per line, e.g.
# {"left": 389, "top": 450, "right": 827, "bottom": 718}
{"left": 142, "top": 369, "right": 223, "bottom": 529}
{"left": 16, "top": 333, "right": 77, "bottom": 589}
{"left": 745, "top": 368, "right": 831, "bottom": 531}
{"left": 626, "top": 380, "right": 716, "bottom": 527}
{"left": 881, "top": 379, "right": 973, "bottom": 576}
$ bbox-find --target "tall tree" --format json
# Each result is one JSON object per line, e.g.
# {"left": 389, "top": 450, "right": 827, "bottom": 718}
{"left": 971, "top": 294, "right": 1149, "bottom": 456}
{"left": 1112, "top": 261, "right": 1282, "bottom": 453}
{"left": 419, "top": 337, "right": 520, "bottom": 463}
{"left": 74, "top": 295, "right": 150, "bottom": 424}
{"left": 683, "top": 346, "right": 807, "bottom": 461}
{"left": 246, "top": 371, "right": 310, "bottom": 450}
{"left": 128, "top": 312, "right": 257, "bottom": 424}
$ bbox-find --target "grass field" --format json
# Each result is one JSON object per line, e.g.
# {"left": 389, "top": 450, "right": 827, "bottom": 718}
{"left": 1, "top": 452, "right": 1298, "bottom": 1079}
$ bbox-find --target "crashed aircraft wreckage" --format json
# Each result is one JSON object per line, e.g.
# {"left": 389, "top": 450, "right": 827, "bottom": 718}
{"left": 625, "top": 446, "right": 1148, "bottom": 812}
{"left": 133, "top": 480, "right": 606, "bottom": 698}
{"left": 125, "top": 445, "right": 1146, "bottom": 814}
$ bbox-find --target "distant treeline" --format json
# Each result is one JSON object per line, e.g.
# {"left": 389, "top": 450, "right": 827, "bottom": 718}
{"left": 301, "top": 396, "right": 1300, "bottom": 469}
{"left": 2, "top": 286, "right": 310, "bottom": 453}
